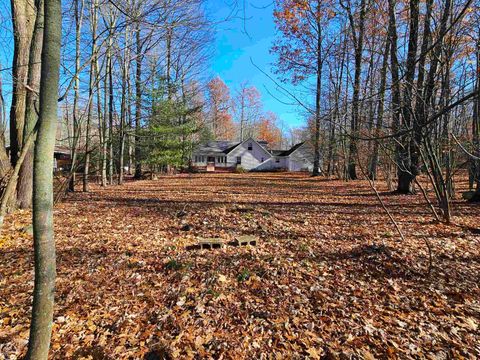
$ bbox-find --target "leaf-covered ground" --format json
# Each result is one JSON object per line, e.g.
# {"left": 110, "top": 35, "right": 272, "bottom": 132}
{"left": 1, "top": 173, "right": 479, "bottom": 359}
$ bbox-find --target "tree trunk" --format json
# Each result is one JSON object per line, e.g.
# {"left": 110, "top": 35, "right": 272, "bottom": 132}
{"left": 312, "top": 17, "right": 322, "bottom": 177}
{"left": 472, "top": 34, "right": 480, "bottom": 202}
{"left": 17, "top": 0, "right": 44, "bottom": 208}
{"left": 0, "top": 125, "right": 38, "bottom": 228}
{"left": 9, "top": 0, "right": 35, "bottom": 169}
{"left": 68, "top": 0, "right": 84, "bottom": 193}
{"left": 25, "top": 0, "right": 61, "bottom": 357}
{"left": 388, "top": 0, "right": 404, "bottom": 193}
{"left": 369, "top": 40, "right": 390, "bottom": 180}
{"left": 0, "top": 61, "right": 10, "bottom": 179}
{"left": 134, "top": 20, "right": 143, "bottom": 179}
{"left": 83, "top": 0, "right": 98, "bottom": 192}
{"left": 396, "top": 0, "right": 420, "bottom": 194}
{"left": 108, "top": 41, "right": 114, "bottom": 185}
{"left": 119, "top": 22, "right": 131, "bottom": 185}
{"left": 345, "top": 0, "right": 366, "bottom": 180}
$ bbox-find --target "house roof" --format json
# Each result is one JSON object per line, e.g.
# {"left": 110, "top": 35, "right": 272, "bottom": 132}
{"left": 194, "top": 140, "right": 240, "bottom": 155}
{"left": 194, "top": 139, "right": 308, "bottom": 158}
{"left": 6, "top": 144, "right": 71, "bottom": 155}
{"left": 281, "top": 142, "right": 305, "bottom": 156}
{"left": 270, "top": 150, "right": 286, "bottom": 156}
{"left": 271, "top": 142, "right": 305, "bottom": 157}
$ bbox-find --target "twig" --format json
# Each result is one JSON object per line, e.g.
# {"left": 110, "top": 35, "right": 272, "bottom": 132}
{"left": 357, "top": 153, "right": 405, "bottom": 243}
{"left": 414, "top": 178, "right": 441, "bottom": 222}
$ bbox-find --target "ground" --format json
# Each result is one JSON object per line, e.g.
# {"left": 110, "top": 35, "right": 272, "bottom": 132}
{"left": 1, "top": 173, "right": 479, "bottom": 359}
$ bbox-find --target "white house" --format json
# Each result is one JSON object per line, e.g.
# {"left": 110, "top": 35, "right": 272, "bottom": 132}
{"left": 191, "top": 137, "right": 316, "bottom": 172}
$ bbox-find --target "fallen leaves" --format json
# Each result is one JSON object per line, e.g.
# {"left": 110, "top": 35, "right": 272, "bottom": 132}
{"left": 0, "top": 173, "right": 479, "bottom": 359}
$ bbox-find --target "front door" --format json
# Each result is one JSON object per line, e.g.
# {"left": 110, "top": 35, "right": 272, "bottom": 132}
{"left": 206, "top": 156, "right": 216, "bottom": 172}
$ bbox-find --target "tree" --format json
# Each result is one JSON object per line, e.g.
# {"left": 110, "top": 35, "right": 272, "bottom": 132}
{"left": 272, "top": 0, "right": 334, "bottom": 176}
{"left": 233, "top": 83, "right": 262, "bottom": 141}
{"left": 9, "top": 0, "right": 36, "bottom": 205}
{"left": 17, "top": 0, "right": 44, "bottom": 207}
{"left": 25, "top": 0, "right": 61, "bottom": 357}
{"left": 67, "top": 0, "right": 85, "bottom": 192}
{"left": 256, "top": 111, "right": 282, "bottom": 148}
{"left": 206, "top": 77, "right": 235, "bottom": 140}
{"left": 340, "top": 0, "right": 367, "bottom": 180}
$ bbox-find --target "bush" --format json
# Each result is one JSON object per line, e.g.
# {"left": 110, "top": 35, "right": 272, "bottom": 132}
{"left": 235, "top": 166, "right": 247, "bottom": 174}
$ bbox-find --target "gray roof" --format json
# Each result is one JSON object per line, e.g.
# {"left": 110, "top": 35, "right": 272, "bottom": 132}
{"left": 271, "top": 142, "right": 305, "bottom": 157}
{"left": 194, "top": 140, "right": 241, "bottom": 155}
{"left": 194, "top": 140, "right": 310, "bottom": 158}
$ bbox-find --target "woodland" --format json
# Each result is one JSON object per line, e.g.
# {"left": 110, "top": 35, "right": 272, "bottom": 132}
{"left": 0, "top": 0, "right": 479, "bottom": 359}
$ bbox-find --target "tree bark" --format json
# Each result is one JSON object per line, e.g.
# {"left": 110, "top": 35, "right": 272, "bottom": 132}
{"left": 472, "top": 34, "right": 480, "bottom": 201}
{"left": 312, "top": 13, "right": 322, "bottom": 177}
{"left": 25, "top": 0, "right": 61, "bottom": 357}
{"left": 68, "top": 0, "right": 84, "bottom": 192}
{"left": 108, "top": 40, "right": 114, "bottom": 185}
{"left": 345, "top": 0, "right": 366, "bottom": 180}
{"left": 396, "top": 0, "right": 419, "bottom": 194}
{"left": 388, "top": 0, "right": 403, "bottom": 192}
{"left": 9, "top": 0, "right": 36, "bottom": 169}
{"left": 17, "top": 0, "right": 44, "bottom": 208}
{"left": 134, "top": 20, "right": 143, "bottom": 179}
{"left": 0, "top": 125, "right": 38, "bottom": 228}
{"left": 119, "top": 22, "right": 131, "bottom": 185}
{"left": 0, "top": 66, "right": 10, "bottom": 179}
{"left": 369, "top": 40, "right": 389, "bottom": 180}
{"left": 83, "top": 0, "right": 98, "bottom": 192}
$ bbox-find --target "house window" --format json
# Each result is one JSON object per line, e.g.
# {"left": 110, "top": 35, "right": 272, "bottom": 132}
{"left": 261, "top": 157, "right": 264, "bottom": 162}
{"left": 248, "top": 143, "right": 253, "bottom": 151}
{"left": 275, "top": 158, "right": 280, "bottom": 163}
{"left": 236, "top": 156, "right": 242, "bottom": 164}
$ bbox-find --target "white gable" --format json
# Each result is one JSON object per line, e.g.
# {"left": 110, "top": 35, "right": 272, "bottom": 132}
{"left": 227, "top": 138, "right": 272, "bottom": 170}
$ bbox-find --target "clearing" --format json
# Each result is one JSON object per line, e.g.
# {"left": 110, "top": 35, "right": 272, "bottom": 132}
{"left": 1, "top": 173, "right": 479, "bottom": 359}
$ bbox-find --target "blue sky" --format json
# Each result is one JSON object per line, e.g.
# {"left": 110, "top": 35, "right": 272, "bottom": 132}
{"left": 206, "top": 0, "right": 305, "bottom": 130}
{"left": 0, "top": 0, "right": 306, "bottom": 130}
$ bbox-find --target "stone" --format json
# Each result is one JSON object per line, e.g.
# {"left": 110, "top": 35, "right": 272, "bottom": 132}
{"left": 198, "top": 238, "right": 224, "bottom": 250}
{"left": 235, "top": 235, "right": 258, "bottom": 246}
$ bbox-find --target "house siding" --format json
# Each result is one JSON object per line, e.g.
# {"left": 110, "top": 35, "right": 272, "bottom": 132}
{"left": 191, "top": 139, "right": 316, "bottom": 173}
{"left": 288, "top": 144, "right": 315, "bottom": 172}
{"left": 227, "top": 140, "right": 272, "bottom": 170}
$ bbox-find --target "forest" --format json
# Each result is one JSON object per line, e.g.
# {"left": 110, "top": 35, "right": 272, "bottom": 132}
{"left": 0, "top": 0, "right": 479, "bottom": 358}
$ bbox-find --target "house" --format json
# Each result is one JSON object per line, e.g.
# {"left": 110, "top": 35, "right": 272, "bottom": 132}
{"left": 53, "top": 146, "right": 72, "bottom": 171}
{"left": 191, "top": 137, "right": 316, "bottom": 172}
{"left": 6, "top": 145, "right": 72, "bottom": 172}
